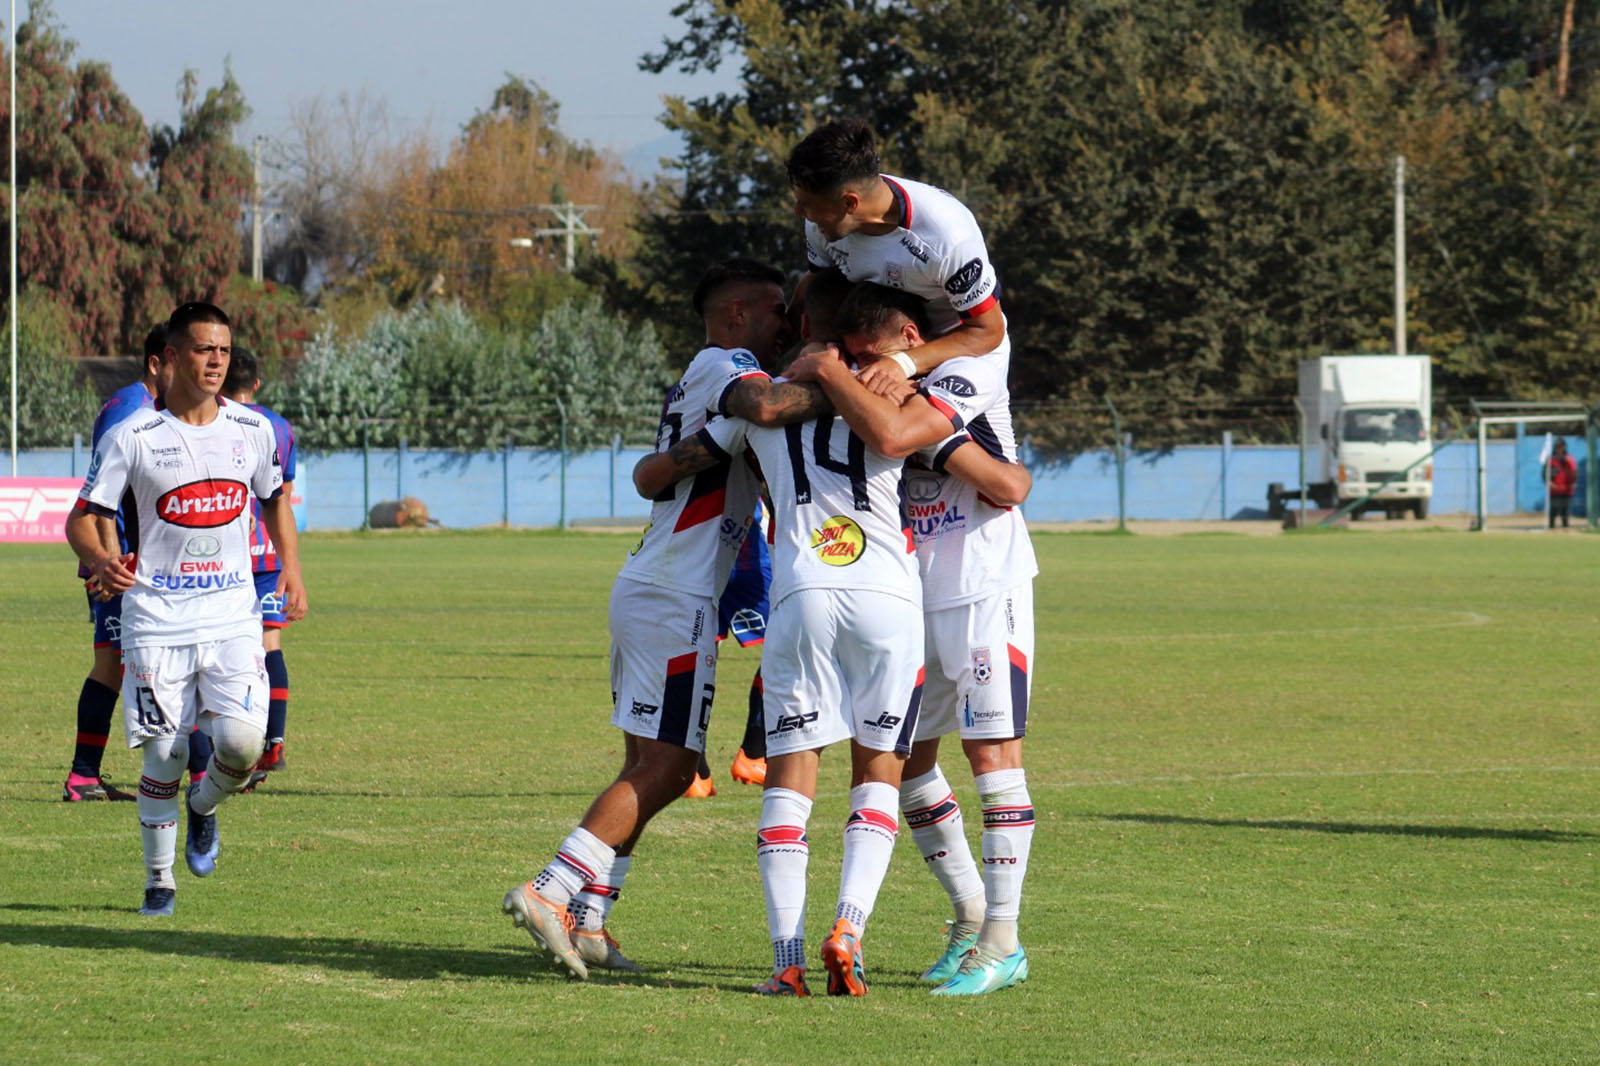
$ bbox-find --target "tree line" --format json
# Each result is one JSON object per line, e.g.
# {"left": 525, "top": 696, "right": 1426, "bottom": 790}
{"left": 5, "top": 0, "right": 1599, "bottom": 453}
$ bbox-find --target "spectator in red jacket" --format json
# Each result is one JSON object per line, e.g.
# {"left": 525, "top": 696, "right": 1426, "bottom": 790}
{"left": 1544, "top": 438, "right": 1578, "bottom": 528}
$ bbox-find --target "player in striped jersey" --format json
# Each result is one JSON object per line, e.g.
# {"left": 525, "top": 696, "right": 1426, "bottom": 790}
{"left": 503, "top": 259, "right": 831, "bottom": 980}
{"left": 786, "top": 283, "right": 1039, "bottom": 996}
{"left": 219, "top": 347, "right": 298, "bottom": 791}
{"left": 62, "top": 325, "right": 170, "bottom": 803}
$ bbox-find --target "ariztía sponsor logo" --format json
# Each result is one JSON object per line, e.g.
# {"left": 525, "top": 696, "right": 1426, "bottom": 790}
{"left": 810, "top": 516, "right": 864, "bottom": 566}
{"left": 156, "top": 480, "right": 247, "bottom": 528}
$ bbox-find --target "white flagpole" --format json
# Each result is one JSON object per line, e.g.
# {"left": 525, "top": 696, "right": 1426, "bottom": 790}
{"left": 8, "top": 0, "right": 17, "bottom": 477}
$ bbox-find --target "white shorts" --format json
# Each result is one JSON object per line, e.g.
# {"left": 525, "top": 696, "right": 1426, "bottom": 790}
{"left": 122, "top": 635, "right": 269, "bottom": 748}
{"left": 761, "top": 588, "right": 924, "bottom": 757}
{"left": 607, "top": 579, "right": 719, "bottom": 753}
{"left": 917, "top": 582, "right": 1034, "bottom": 742}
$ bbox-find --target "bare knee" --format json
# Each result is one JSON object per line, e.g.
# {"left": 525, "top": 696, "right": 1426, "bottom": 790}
{"left": 962, "top": 737, "right": 1022, "bottom": 776}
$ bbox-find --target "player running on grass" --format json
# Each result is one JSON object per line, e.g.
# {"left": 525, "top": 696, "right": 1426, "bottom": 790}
{"left": 785, "top": 282, "right": 1039, "bottom": 996}
{"left": 502, "top": 259, "right": 829, "bottom": 979}
{"left": 62, "top": 326, "right": 169, "bottom": 803}
{"left": 65, "top": 302, "right": 307, "bottom": 916}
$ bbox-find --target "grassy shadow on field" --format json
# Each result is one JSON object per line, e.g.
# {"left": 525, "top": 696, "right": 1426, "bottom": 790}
{"left": 0, "top": 921, "right": 748, "bottom": 991}
{"left": 1089, "top": 811, "right": 1598, "bottom": 843}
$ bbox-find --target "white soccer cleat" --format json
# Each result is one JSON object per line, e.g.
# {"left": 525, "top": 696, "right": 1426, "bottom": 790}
{"left": 503, "top": 882, "right": 588, "bottom": 980}
{"left": 572, "top": 927, "right": 643, "bottom": 973}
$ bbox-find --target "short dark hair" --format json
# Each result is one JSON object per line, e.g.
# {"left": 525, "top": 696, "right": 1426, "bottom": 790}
{"left": 142, "top": 325, "right": 167, "bottom": 358}
{"left": 839, "top": 282, "right": 931, "bottom": 340}
{"left": 223, "top": 345, "right": 257, "bottom": 397}
{"left": 692, "top": 258, "right": 786, "bottom": 319}
{"left": 166, "top": 301, "right": 230, "bottom": 341}
{"left": 787, "top": 119, "right": 880, "bottom": 195}
{"left": 802, "top": 268, "right": 855, "bottom": 343}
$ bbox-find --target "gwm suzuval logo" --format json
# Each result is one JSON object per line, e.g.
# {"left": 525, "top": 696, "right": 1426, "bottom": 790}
{"left": 157, "top": 480, "right": 247, "bottom": 528}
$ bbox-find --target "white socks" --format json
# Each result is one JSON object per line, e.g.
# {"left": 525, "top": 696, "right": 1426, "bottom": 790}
{"left": 976, "top": 767, "right": 1034, "bottom": 954}
{"left": 836, "top": 781, "right": 900, "bottom": 934}
{"left": 900, "top": 765, "right": 985, "bottom": 928}
{"left": 137, "top": 737, "right": 184, "bottom": 889}
{"left": 568, "top": 854, "right": 631, "bottom": 932}
{"left": 533, "top": 826, "right": 616, "bottom": 907}
{"left": 757, "top": 788, "right": 812, "bottom": 970}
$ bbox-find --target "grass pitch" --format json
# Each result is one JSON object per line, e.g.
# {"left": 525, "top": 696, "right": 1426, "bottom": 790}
{"left": 1, "top": 529, "right": 1595, "bottom": 1066}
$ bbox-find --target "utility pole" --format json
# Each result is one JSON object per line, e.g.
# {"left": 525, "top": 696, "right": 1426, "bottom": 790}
{"left": 250, "top": 136, "right": 265, "bottom": 283}
{"left": 532, "top": 203, "right": 601, "bottom": 272}
{"left": 1558, "top": 0, "right": 1576, "bottom": 99}
{"left": 1394, "top": 155, "right": 1406, "bottom": 357}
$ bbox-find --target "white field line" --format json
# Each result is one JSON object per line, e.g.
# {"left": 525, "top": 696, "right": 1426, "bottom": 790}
{"left": 1040, "top": 763, "right": 1600, "bottom": 790}
{"left": 1050, "top": 609, "right": 1492, "bottom": 643}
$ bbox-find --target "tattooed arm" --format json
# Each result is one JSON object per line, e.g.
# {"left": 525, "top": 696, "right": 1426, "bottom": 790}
{"left": 633, "top": 429, "right": 726, "bottom": 499}
{"left": 724, "top": 377, "right": 832, "bottom": 427}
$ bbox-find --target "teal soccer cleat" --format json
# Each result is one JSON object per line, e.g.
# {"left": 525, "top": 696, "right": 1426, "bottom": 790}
{"left": 920, "top": 922, "right": 979, "bottom": 983}
{"left": 931, "top": 945, "right": 1028, "bottom": 996}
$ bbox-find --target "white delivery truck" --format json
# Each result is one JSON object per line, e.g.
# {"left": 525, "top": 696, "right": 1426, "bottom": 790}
{"left": 1267, "top": 355, "right": 1434, "bottom": 519}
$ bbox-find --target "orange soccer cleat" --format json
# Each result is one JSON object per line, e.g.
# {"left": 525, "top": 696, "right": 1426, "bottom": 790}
{"left": 729, "top": 748, "right": 767, "bottom": 786}
{"left": 684, "top": 773, "right": 717, "bottom": 799}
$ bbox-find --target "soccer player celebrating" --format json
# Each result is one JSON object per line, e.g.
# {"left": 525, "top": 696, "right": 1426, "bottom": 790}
{"left": 62, "top": 326, "right": 169, "bottom": 802}
{"left": 219, "top": 346, "right": 298, "bottom": 791}
{"left": 65, "top": 302, "right": 307, "bottom": 916}
{"left": 787, "top": 118, "right": 1008, "bottom": 395}
{"left": 785, "top": 282, "right": 1039, "bottom": 996}
{"left": 502, "top": 259, "right": 828, "bottom": 980}
{"left": 634, "top": 378, "right": 923, "bottom": 999}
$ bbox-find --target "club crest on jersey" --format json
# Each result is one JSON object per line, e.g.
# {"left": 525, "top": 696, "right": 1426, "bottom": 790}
{"left": 884, "top": 262, "right": 904, "bottom": 289}
{"left": 157, "top": 479, "right": 248, "bottom": 528}
{"left": 972, "top": 647, "right": 993, "bottom": 685}
{"left": 810, "top": 516, "right": 865, "bottom": 566}
{"left": 231, "top": 440, "right": 247, "bottom": 469}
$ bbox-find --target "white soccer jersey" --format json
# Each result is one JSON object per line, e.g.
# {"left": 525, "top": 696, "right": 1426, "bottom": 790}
{"left": 619, "top": 346, "right": 769, "bottom": 600}
{"left": 806, "top": 174, "right": 1007, "bottom": 355}
{"left": 908, "top": 356, "right": 1038, "bottom": 609}
{"left": 702, "top": 413, "right": 919, "bottom": 608}
{"left": 78, "top": 400, "right": 284, "bottom": 648}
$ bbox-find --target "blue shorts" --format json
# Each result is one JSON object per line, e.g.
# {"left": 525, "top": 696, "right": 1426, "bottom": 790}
{"left": 87, "top": 589, "right": 124, "bottom": 650}
{"left": 255, "top": 570, "right": 290, "bottom": 628}
{"left": 717, "top": 527, "right": 771, "bottom": 647}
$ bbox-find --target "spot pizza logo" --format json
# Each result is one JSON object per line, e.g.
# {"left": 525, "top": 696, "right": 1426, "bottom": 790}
{"left": 157, "top": 479, "right": 247, "bottom": 528}
{"left": 810, "top": 516, "right": 865, "bottom": 566}
{"left": 944, "top": 258, "right": 984, "bottom": 295}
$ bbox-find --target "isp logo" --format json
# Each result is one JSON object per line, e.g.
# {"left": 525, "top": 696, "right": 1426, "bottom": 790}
{"left": 157, "top": 480, "right": 247, "bottom": 528}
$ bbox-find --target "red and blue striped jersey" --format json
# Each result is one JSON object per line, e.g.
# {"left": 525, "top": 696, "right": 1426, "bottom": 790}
{"left": 77, "top": 381, "right": 155, "bottom": 577}
{"left": 244, "top": 403, "right": 297, "bottom": 574}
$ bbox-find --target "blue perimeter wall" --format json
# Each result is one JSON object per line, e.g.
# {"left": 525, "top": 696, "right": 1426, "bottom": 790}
{"left": 17, "top": 435, "right": 1589, "bottom": 530}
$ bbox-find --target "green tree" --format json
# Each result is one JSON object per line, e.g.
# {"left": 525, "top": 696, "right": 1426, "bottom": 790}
{"left": 0, "top": 297, "right": 101, "bottom": 446}
{"left": 1, "top": 2, "right": 255, "bottom": 354}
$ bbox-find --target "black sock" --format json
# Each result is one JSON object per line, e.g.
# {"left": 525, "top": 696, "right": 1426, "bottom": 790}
{"left": 697, "top": 752, "right": 712, "bottom": 778}
{"left": 739, "top": 670, "right": 766, "bottom": 759}
{"left": 71, "top": 678, "right": 119, "bottom": 777}
{"left": 188, "top": 728, "right": 214, "bottom": 777}
{"left": 264, "top": 648, "right": 288, "bottom": 744}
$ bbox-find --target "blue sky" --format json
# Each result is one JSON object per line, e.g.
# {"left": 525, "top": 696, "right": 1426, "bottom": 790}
{"left": 45, "top": 0, "right": 743, "bottom": 174}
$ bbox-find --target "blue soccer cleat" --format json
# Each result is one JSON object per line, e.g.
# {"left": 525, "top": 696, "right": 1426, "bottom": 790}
{"left": 184, "top": 783, "right": 219, "bottom": 877}
{"left": 931, "top": 945, "right": 1029, "bottom": 996}
{"left": 921, "top": 921, "right": 979, "bottom": 983}
{"left": 139, "top": 886, "right": 176, "bottom": 916}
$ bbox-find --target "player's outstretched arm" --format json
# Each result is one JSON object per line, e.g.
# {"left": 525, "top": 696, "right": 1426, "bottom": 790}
{"left": 725, "top": 377, "right": 832, "bottom": 427}
{"left": 943, "top": 439, "right": 1032, "bottom": 508}
{"left": 856, "top": 301, "right": 1006, "bottom": 395}
{"left": 261, "top": 492, "right": 308, "bottom": 621}
{"left": 65, "top": 504, "right": 136, "bottom": 596}
{"left": 633, "top": 431, "right": 723, "bottom": 499}
{"left": 787, "top": 346, "right": 953, "bottom": 460}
